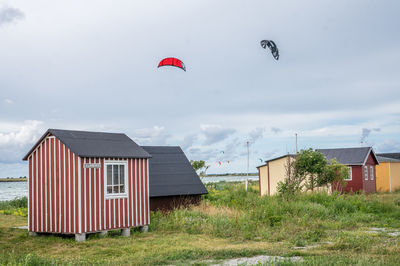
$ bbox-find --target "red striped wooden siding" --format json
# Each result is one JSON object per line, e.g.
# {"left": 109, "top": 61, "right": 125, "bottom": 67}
{"left": 28, "top": 134, "right": 150, "bottom": 234}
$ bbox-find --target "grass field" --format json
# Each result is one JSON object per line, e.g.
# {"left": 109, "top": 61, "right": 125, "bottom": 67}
{"left": 1, "top": 181, "right": 400, "bottom": 265}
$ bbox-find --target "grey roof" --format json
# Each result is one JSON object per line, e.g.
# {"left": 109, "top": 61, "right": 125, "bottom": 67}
{"left": 142, "top": 146, "right": 208, "bottom": 197}
{"left": 317, "top": 147, "right": 377, "bottom": 165}
{"left": 377, "top": 153, "right": 400, "bottom": 160}
{"left": 23, "top": 129, "right": 151, "bottom": 160}
{"left": 377, "top": 156, "right": 400, "bottom": 163}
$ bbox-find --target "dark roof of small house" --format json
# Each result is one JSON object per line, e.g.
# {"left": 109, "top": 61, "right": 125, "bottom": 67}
{"left": 377, "top": 156, "right": 400, "bottom": 163}
{"left": 23, "top": 129, "right": 151, "bottom": 160}
{"left": 317, "top": 147, "right": 377, "bottom": 165}
{"left": 142, "top": 146, "right": 208, "bottom": 197}
{"left": 377, "top": 153, "right": 400, "bottom": 160}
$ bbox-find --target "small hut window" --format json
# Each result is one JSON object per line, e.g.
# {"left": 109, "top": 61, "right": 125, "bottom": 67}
{"left": 345, "top": 167, "right": 352, "bottom": 181}
{"left": 364, "top": 166, "right": 368, "bottom": 180}
{"left": 105, "top": 161, "right": 128, "bottom": 198}
{"left": 370, "top": 166, "right": 374, "bottom": 180}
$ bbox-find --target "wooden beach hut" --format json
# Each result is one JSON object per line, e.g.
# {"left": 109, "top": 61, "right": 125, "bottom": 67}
{"left": 258, "top": 147, "right": 379, "bottom": 196}
{"left": 142, "top": 146, "right": 208, "bottom": 211}
{"left": 375, "top": 155, "right": 400, "bottom": 192}
{"left": 22, "top": 129, "right": 151, "bottom": 241}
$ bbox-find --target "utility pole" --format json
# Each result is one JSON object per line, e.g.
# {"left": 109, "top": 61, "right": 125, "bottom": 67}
{"left": 295, "top": 133, "right": 298, "bottom": 153}
{"left": 246, "top": 140, "right": 249, "bottom": 191}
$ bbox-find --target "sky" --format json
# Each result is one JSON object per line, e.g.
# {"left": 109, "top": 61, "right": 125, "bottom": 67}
{"left": 1, "top": 0, "right": 400, "bottom": 177}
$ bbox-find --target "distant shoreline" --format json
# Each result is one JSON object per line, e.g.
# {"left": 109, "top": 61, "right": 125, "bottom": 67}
{"left": 203, "top": 173, "right": 258, "bottom": 177}
{"left": 0, "top": 178, "right": 27, "bottom": 182}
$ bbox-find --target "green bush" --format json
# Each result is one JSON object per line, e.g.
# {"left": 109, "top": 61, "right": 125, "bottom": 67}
{"left": 0, "top": 197, "right": 27, "bottom": 210}
{"left": 0, "top": 197, "right": 28, "bottom": 217}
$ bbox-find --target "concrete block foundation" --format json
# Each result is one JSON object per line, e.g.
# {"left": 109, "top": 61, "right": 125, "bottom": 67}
{"left": 98, "top": 231, "right": 108, "bottom": 237}
{"left": 139, "top": 225, "right": 148, "bottom": 233}
{"left": 75, "top": 233, "right": 86, "bottom": 242}
{"left": 121, "top": 228, "right": 130, "bottom": 237}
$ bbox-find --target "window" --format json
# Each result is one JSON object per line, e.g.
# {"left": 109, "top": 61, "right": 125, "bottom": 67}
{"left": 364, "top": 166, "right": 368, "bottom": 180}
{"left": 345, "top": 167, "right": 352, "bottom": 181}
{"left": 370, "top": 166, "right": 374, "bottom": 180}
{"left": 105, "top": 161, "right": 128, "bottom": 198}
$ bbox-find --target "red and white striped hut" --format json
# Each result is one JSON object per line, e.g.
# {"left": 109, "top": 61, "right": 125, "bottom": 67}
{"left": 22, "top": 129, "right": 151, "bottom": 241}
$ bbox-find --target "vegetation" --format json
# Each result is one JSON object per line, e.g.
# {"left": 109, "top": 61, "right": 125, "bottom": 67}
{"left": 1, "top": 184, "right": 400, "bottom": 265}
{"left": 0, "top": 177, "right": 27, "bottom": 182}
{"left": 0, "top": 197, "right": 27, "bottom": 216}
{"left": 190, "top": 160, "right": 210, "bottom": 176}
{"left": 278, "top": 149, "right": 349, "bottom": 196}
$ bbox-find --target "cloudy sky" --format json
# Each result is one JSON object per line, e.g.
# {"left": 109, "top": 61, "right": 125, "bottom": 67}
{"left": 1, "top": 0, "right": 400, "bottom": 177}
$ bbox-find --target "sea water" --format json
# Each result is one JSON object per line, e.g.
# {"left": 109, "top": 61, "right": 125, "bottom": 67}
{"left": 0, "top": 175, "right": 259, "bottom": 201}
{"left": 0, "top": 181, "right": 28, "bottom": 201}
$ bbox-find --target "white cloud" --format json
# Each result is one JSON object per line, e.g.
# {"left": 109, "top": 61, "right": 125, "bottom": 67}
{"left": 0, "top": 120, "right": 43, "bottom": 147}
{"left": 201, "top": 124, "right": 236, "bottom": 145}
{"left": 0, "top": 5, "right": 24, "bottom": 26}
{"left": 0, "top": 120, "right": 44, "bottom": 163}
{"left": 248, "top": 128, "right": 265, "bottom": 145}
{"left": 271, "top": 127, "right": 281, "bottom": 134}
{"left": 0, "top": 0, "right": 399, "bottom": 175}
{"left": 4, "top": 98, "right": 14, "bottom": 104}
{"left": 131, "top": 126, "right": 170, "bottom": 145}
{"left": 376, "top": 139, "right": 400, "bottom": 153}
{"left": 181, "top": 133, "right": 198, "bottom": 150}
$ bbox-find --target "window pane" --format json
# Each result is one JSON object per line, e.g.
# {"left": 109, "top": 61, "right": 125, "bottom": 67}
{"left": 120, "top": 165, "right": 125, "bottom": 185}
{"left": 107, "top": 186, "right": 112, "bottom": 194}
{"left": 346, "top": 167, "right": 352, "bottom": 180}
{"left": 107, "top": 165, "right": 112, "bottom": 186}
{"left": 113, "top": 165, "right": 119, "bottom": 185}
{"left": 113, "top": 185, "right": 119, "bottom": 194}
{"left": 370, "top": 166, "right": 374, "bottom": 180}
{"left": 120, "top": 185, "right": 125, "bottom": 193}
{"left": 364, "top": 166, "right": 368, "bottom": 180}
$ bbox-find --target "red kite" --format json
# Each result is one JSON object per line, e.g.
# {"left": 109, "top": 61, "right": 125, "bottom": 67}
{"left": 158, "top": 57, "right": 186, "bottom": 71}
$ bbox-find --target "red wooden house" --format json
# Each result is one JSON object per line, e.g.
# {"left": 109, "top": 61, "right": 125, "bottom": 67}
{"left": 23, "top": 129, "right": 151, "bottom": 241}
{"left": 318, "top": 147, "right": 379, "bottom": 193}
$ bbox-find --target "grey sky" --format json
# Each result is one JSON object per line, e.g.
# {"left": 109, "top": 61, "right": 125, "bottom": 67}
{"left": 1, "top": 0, "right": 400, "bottom": 176}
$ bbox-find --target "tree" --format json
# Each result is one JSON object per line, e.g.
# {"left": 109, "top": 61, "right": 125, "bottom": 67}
{"left": 190, "top": 160, "right": 210, "bottom": 177}
{"left": 277, "top": 155, "right": 303, "bottom": 197}
{"left": 319, "top": 159, "right": 349, "bottom": 192}
{"left": 295, "top": 148, "right": 327, "bottom": 191}
{"left": 278, "top": 149, "right": 350, "bottom": 196}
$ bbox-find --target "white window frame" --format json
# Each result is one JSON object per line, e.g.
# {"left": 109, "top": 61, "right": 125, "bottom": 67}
{"left": 104, "top": 160, "right": 128, "bottom": 199}
{"left": 364, "top": 166, "right": 368, "bottom": 180}
{"left": 345, "top": 166, "right": 352, "bottom": 181}
{"left": 370, "top": 166, "right": 374, "bottom": 180}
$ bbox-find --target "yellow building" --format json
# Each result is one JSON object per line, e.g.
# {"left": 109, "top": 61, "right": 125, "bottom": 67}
{"left": 258, "top": 147, "right": 379, "bottom": 196}
{"left": 376, "top": 156, "right": 400, "bottom": 192}
{"left": 257, "top": 155, "right": 295, "bottom": 196}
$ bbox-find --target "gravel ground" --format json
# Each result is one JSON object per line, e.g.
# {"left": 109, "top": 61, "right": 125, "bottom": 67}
{"left": 211, "top": 255, "right": 303, "bottom": 265}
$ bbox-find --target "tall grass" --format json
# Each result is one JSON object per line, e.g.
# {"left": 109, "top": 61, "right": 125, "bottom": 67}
{"left": 150, "top": 182, "right": 400, "bottom": 246}
{"left": 0, "top": 197, "right": 27, "bottom": 216}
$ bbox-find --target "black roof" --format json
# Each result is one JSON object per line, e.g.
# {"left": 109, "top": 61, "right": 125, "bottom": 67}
{"left": 142, "top": 146, "right": 208, "bottom": 197}
{"left": 260, "top": 147, "right": 378, "bottom": 167}
{"left": 377, "top": 153, "right": 400, "bottom": 160}
{"left": 23, "top": 129, "right": 151, "bottom": 160}
{"left": 377, "top": 156, "right": 400, "bottom": 163}
{"left": 317, "top": 147, "right": 377, "bottom": 165}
